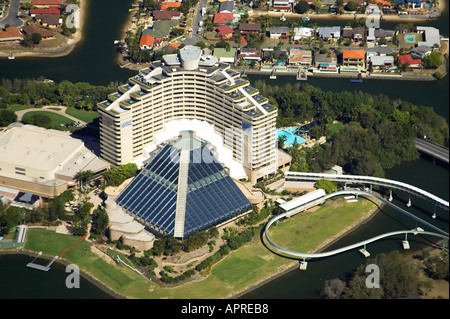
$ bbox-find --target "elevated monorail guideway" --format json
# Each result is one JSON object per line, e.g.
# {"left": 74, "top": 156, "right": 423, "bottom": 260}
{"left": 264, "top": 190, "right": 449, "bottom": 265}
{"left": 284, "top": 172, "right": 449, "bottom": 211}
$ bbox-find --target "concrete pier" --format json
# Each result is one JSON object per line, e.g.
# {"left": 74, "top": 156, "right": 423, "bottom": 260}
{"left": 402, "top": 240, "right": 410, "bottom": 250}
{"left": 359, "top": 249, "right": 370, "bottom": 257}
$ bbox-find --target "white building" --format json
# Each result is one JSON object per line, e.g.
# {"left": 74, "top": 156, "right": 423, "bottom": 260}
{"left": 98, "top": 46, "right": 279, "bottom": 184}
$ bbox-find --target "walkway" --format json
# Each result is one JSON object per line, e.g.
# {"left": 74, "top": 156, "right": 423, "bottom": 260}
{"left": 15, "top": 105, "right": 87, "bottom": 125}
{"left": 264, "top": 190, "right": 449, "bottom": 260}
{"left": 284, "top": 172, "right": 449, "bottom": 210}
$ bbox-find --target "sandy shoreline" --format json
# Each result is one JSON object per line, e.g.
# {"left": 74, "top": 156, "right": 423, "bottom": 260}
{"left": 0, "top": 0, "right": 87, "bottom": 58}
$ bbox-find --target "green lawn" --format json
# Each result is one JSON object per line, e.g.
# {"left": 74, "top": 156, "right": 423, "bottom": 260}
{"left": 22, "top": 197, "right": 378, "bottom": 299}
{"left": 22, "top": 111, "right": 75, "bottom": 126}
{"left": 65, "top": 108, "right": 99, "bottom": 123}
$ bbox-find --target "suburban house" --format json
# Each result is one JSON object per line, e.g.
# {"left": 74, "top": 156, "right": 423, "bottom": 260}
{"left": 213, "top": 47, "right": 237, "bottom": 63}
{"left": 237, "top": 47, "right": 262, "bottom": 62}
{"left": 213, "top": 13, "right": 235, "bottom": 25}
{"left": 160, "top": 1, "right": 182, "bottom": 10}
{"left": 29, "top": 6, "right": 60, "bottom": 16}
{"left": 416, "top": 26, "right": 441, "bottom": 47}
{"left": 269, "top": 26, "right": 289, "bottom": 39}
{"left": 31, "top": 0, "right": 62, "bottom": 8}
{"left": 342, "top": 49, "right": 366, "bottom": 69}
{"left": 397, "top": 54, "right": 422, "bottom": 68}
{"left": 152, "top": 10, "right": 182, "bottom": 21}
{"left": 293, "top": 27, "right": 313, "bottom": 41}
{"left": 141, "top": 20, "right": 178, "bottom": 44}
{"left": 369, "top": 55, "right": 395, "bottom": 72}
{"left": 342, "top": 26, "right": 365, "bottom": 42}
{"left": 365, "top": 3, "right": 382, "bottom": 14}
{"left": 238, "top": 23, "right": 261, "bottom": 35}
{"left": 216, "top": 25, "right": 234, "bottom": 39}
{"left": 34, "top": 14, "right": 62, "bottom": 28}
{"left": 410, "top": 45, "right": 433, "bottom": 59}
{"left": 313, "top": 52, "right": 338, "bottom": 73}
{"left": 272, "top": 0, "right": 293, "bottom": 11}
{"left": 0, "top": 26, "right": 24, "bottom": 44}
{"left": 21, "top": 23, "right": 55, "bottom": 39}
{"left": 317, "top": 26, "right": 341, "bottom": 40}
{"left": 396, "top": 0, "right": 424, "bottom": 9}
{"left": 373, "top": 0, "right": 392, "bottom": 8}
{"left": 288, "top": 49, "right": 312, "bottom": 66}
{"left": 374, "top": 29, "right": 395, "bottom": 40}
{"left": 139, "top": 35, "right": 155, "bottom": 50}
{"left": 218, "top": 1, "right": 234, "bottom": 13}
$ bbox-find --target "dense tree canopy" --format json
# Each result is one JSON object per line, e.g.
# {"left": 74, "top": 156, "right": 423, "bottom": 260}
{"left": 253, "top": 81, "right": 449, "bottom": 177}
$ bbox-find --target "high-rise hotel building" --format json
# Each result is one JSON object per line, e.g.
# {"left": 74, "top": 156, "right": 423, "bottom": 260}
{"left": 98, "top": 45, "right": 278, "bottom": 184}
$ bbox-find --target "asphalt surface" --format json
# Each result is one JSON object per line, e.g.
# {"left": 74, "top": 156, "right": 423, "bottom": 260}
{"left": 0, "top": 0, "right": 24, "bottom": 28}
{"left": 181, "top": 0, "right": 207, "bottom": 46}
{"left": 415, "top": 138, "right": 449, "bottom": 163}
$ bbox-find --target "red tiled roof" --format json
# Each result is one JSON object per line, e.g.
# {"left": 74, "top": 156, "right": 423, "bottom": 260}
{"left": 343, "top": 49, "right": 366, "bottom": 60}
{"left": 160, "top": 1, "right": 182, "bottom": 10}
{"left": 398, "top": 54, "right": 422, "bottom": 65}
{"left": 30, "top": 7, "right": 61, "bottom": 14}
{"left": 0, "top": 26, "right": 23, "bottom": 39}
{"left": 217, "top": 25, "right": 234, "bottom": 36}
{"left": 139, "top": 35, "right": 154, "bottom": 47}
{"left": 213, "top": 13, "right": 234, "bottom": 24}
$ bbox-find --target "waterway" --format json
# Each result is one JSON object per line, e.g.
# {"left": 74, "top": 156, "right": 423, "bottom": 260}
{"left": 0, "top": 0, "right": 448, "bottom": 299}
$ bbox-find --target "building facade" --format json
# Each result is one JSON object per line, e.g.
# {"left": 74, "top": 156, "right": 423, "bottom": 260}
{"left": 98, "top": 46, "right": 278, "bottom": 184}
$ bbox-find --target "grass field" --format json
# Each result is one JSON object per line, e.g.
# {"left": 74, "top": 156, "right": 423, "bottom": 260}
{"left": 22, "top": 111, "right": 75, "bottom": 127}
{"left": 22, "top": 197, "right": 379, "bottom": 299}
{"left": 65, "top": 108, "right": 99, "bottom": 123}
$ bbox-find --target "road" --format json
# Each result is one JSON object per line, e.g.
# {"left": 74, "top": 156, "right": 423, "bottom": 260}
{"left": 181, "top": 0, "right": 207, "bottom": 46}
{"left": 415, "top": 138, "right": 450, "bottom": 164}
{"left": 0, "top": 0, "right": 24, "bottom": 28}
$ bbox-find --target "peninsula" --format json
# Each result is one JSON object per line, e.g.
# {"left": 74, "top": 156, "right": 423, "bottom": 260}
{"left": 0, "top": 0, "right": 86, "bottom": 58}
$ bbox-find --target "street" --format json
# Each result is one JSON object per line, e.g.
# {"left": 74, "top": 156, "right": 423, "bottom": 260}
{"left": 0, "top": 0, "right": 24, "bottom": 28}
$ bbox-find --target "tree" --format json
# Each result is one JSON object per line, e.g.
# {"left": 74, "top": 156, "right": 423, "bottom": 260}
{"left": 91, "top": 207, "right": 109, "bottom": 235}
{"left": 0, "top": 109, "right": 17, "bottom": 127}
{"left": 312, "top": 0, "right": 322, "bottom": 11}
{"left": 295, "top": 0, "right": 310, "bottom": 14}
{"left": 345, "top": 1, "right": 359, "bottom": 11}
{"left": 315, "top": 179, "right": 338, "bottom": 194}
{"left": 321, "top": 278, "right": 347, "bottom": 299}
{"left": 31, "top": 33, "right": 42, "bottom": 45}
{"left": 422, "top": 51, "right": 442, "bottom": 69}
{"left": 278, "top": 135, "right": 287, "bottom": 149}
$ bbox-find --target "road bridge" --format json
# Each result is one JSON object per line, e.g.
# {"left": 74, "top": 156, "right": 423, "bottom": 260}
{"left": 264, "top": 190, "right": 449, "bottom": 262}
{"left": 284, "top": 172, "right": 449, "bottom": 210}
{"left": 415, "top": 138, "right": 449, "bottom": 164}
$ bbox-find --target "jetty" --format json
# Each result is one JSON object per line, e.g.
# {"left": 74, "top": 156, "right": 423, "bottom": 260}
{"left": 26, "top": 252, "right": 58, "bottom": 272}
{"left": 8, "top": 51, "right": 14, "bottom": 60}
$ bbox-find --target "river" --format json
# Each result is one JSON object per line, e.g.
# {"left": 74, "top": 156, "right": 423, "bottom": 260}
{"left": 0, "top": 0, "right": 448, "bottom": 299}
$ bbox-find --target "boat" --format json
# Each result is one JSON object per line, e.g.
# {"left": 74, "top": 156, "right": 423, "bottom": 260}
{"left": 270, "top": 69, "right": 276, "bottom": 80}
{"left": 302, "top": 16, "right": 310, "bottom": 21}
{"left": 297, "top": 68, "right": 307, "bottom": 80}
{"left": 8, "top": 51, "right": 14, "bottom": 60}
{"left": 350, "top": 73, "right": 363, "bottom": 83}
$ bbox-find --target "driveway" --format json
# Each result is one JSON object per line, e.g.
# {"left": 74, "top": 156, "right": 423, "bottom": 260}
{"left": 0, "top": 0, "right": 24, "bottom": 28}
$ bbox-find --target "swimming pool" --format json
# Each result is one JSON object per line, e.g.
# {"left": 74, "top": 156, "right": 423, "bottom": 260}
{"left": 277, "top": 127, "right": 307, "bottom": 147}
{"left": 404, "top": 34, "right": 416, "bottom": 43}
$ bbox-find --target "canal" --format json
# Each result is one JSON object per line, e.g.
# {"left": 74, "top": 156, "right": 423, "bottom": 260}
{"left": 0, "top": 0, "right": 448, "bottom": 299}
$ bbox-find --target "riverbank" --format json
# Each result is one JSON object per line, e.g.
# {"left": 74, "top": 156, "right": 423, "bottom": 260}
{"left": 231, "top": 195, "right": 384, "bottom": 299}
{"left": 0, "top": 0, "right": 87, "bottom": 59}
